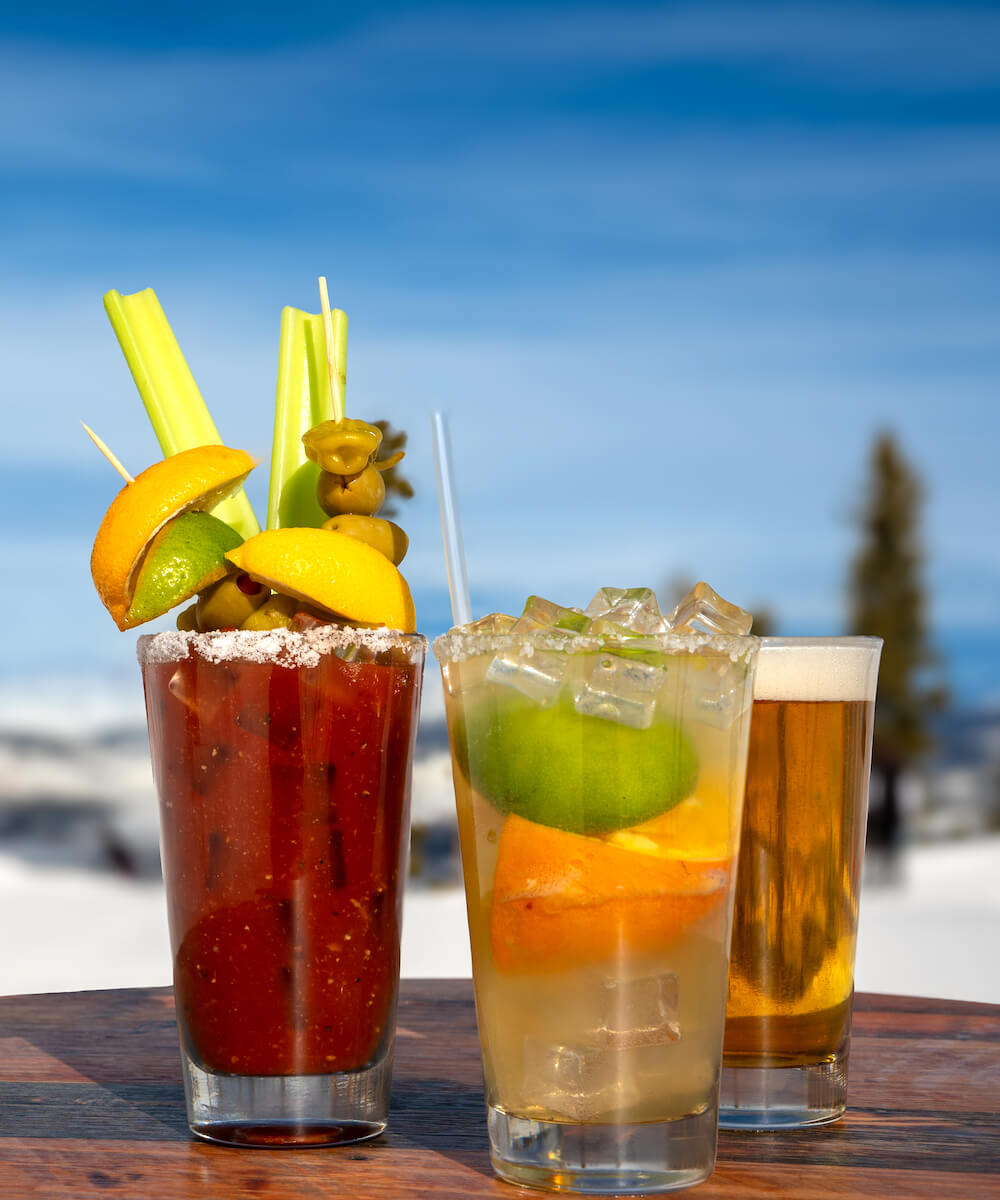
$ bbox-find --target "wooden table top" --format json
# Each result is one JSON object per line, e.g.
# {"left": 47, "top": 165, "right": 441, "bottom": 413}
{"left": 0, "top": 981, "right": 995, "bottom": 1199}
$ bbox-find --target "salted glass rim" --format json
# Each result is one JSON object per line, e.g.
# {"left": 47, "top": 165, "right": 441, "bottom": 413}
{"left": 433, "top": 625, "right": 760, "bottom": 665}
{"left": 137, "top": 626, "right": 427, "bottom": 667}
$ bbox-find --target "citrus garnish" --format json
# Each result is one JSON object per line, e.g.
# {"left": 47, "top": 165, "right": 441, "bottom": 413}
{"left": 605, "top": 771, "right": 737, "bottom": 863}
{"left": 126, "top": 511, "right": 243, "bottom": 627}
{"left": 90, "top": 444, "right": 257, "bottom": 630}
{"left": 453, "top": 690, "right": 698, "bottom": 835}
{"left": 490, "top": 813, "right": 731, "bottom": 973}
{"left": 225, "top": 527, "right": 416, "bottom": 633}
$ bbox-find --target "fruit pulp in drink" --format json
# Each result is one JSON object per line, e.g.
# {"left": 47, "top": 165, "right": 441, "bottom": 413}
{"left": 141, "top": 632, "right": 422, "bottom": 1077}
{"left": 724, "top": 694, "right": 875, "bottom": 1067}
{"left": 441, "top": 642, "right": 754, "bottom": 1125}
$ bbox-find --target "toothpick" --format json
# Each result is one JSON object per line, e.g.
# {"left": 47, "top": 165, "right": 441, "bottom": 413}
{"left": 317, "top": 275, "right": 344, "bottom": 423}
{"left": 82, "top": 422, "right": 134, "bottom": 483}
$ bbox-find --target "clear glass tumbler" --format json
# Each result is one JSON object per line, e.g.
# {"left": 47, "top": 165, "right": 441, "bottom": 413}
{"left": 720, "top": 636, "right": 882, "bottom": 1129}
{"left": 139, "top": 626, "right": 425, "bottom": 1147}
{"left": 435, "top": 622, "right": 758, "bottom": 1193}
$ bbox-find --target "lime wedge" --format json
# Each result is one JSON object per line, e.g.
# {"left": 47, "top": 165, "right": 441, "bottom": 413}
{"left": 126, "top": 511, "right": 242, "bottom": 626}
{"left": 453, "top": 690, "right": 698, "bottom": 834}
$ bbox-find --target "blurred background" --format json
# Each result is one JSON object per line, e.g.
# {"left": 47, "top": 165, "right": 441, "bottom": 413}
{"left": 1, "top": 1, "right": 997, "bottom": 1000}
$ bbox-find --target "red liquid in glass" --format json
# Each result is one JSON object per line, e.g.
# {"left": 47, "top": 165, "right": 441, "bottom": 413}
{"left": 143, "top": 645, "right": 420, "bottom": 1077}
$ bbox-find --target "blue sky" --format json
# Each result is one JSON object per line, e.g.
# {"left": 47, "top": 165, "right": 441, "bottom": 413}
{"left": 2, "top": 1, "right": 999, "bottom": 699}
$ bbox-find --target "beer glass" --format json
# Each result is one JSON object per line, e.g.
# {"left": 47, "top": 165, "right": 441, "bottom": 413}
{"left": 720, "top": 636, "right": 881, "bottom": 1128}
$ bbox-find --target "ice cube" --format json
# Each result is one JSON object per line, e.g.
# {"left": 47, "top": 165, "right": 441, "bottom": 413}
{"left": 514, "top": 596, "right": 591, "bottom": 635}
{"left": 462, "top": 612, "right": 517, "bottom": 635}
{"left": 686, "top": 653, "right": 754, "bottom": 730}
{"left": 486, "top": 645, "right": 568, "bottom": 706}
{"left": 520, "top": 1037, "right": 640, "bottom": 1122}
{"left": 166, "top": 665, "right": 231, "bottom": 722}
{"left": 585, "top": 587, "right": 666, "bottom": 634}
{"left": 666, "top": 581, "right": 752, "bottom": 636}
{"left": 167, "top": 668, "right": 191, "bottom": 709}
{"left": 484, "top": 597, "right": 587, "bottom": 706}
{"left": 598, "top": 973, "right": 681, "bottom": 1049}
{"left": 572, "top": 653, "right": 664, "bottom": 729}
{"left": 440, "top": 614, "right": 519, "bottom": 696}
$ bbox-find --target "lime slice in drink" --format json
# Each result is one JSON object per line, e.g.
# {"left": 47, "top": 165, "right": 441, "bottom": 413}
{"left": 453, "top": 690, "right": 698, "bottom": 835}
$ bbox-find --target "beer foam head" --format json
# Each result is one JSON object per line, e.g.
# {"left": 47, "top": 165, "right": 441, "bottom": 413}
{"left": 753, "top": 638, "right": 881, "bottom": 701}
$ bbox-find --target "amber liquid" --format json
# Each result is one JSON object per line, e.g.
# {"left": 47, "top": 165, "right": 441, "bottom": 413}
{"left": 724, "top": 698, "right": 874, "bottom": 1068}
{"left": 442, "top": 646, "right": 752, "bottom": 1125}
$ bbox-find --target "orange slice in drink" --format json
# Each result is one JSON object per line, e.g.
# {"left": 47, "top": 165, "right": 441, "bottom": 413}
{"left": 225, "top": 527, "right": 416, "bottom": 633}
{"left": 490, "top": 813, "right": 732, "bottom": 973}
{"left": 91, "top": 445, "right": 257, "bottom": 630}
{"left": 606, "top": 768, "right": 738, "bottom": 862}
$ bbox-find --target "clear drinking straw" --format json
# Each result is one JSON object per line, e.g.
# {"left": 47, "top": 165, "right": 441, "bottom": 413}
{"left": 431, "top": 410, "right": 473, "bottom": 627}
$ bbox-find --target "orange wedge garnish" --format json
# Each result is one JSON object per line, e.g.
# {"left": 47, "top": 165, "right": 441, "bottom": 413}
{"left": 606, "top": 769, "right": 738, "bottom": 863}
{"left": 91, "top": 445, "right": 256, "bottom": 630}
{"left": 490, "top": 813, "right": 732, "bottom": 973}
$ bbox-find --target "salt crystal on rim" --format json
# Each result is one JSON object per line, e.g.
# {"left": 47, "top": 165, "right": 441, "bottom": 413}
{"left": 138, "top": 626, "right": 426, "bottom": 669}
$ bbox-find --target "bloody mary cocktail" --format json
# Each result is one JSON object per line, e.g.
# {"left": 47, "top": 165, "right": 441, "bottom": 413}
{"left": 89, "top": 280, "right": 423, "bottom": 1146}
{"left": 140, "top": 625, "right": 424, "bottom": 1144}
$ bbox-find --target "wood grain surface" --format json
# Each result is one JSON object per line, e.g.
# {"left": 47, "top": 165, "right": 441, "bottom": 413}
{"left": 0, "top": 981, "right": 995, "bottom": 1199}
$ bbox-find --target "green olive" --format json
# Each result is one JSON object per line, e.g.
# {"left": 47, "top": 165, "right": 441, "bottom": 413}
{"left": 241, "top": 594, "right": 298, "bottom": 630}
{"left": 176, "top": 603, "right": 199, "bottom": 631}
{"left": 322, "top": 514, "right": 409, "bottom": 565}
{"left": 303, "top": 418, "right": 382, "bottom": 476}
{"left": 196, "top": 572, "right": 270, "bottom": 630}
{"left": 317, "top": 465, "right": 386, "bottom": 517}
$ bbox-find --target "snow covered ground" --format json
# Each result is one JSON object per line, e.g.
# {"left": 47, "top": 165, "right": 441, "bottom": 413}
{"left": 0, "top": 835, "right": 997, "bottom": 1001}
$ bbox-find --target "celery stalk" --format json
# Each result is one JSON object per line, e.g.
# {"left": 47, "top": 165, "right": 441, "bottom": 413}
{"left": 320, "top": 282, "right": 348, "bottom": 424}
{"left": 267, "top": 305, "right": 347, "bottom": 529}
{"left": 103, "top": 288, "right": 261, "bottom": 540}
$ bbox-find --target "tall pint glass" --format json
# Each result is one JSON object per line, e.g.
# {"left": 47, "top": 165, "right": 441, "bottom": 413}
{"left": 720, "top": 636, "right": 881, "bottom": 1128}
{"left": 139, "top": 626, "right": 424, "bottom": 1146}
{"left": 436, "top": 622, "right": 758, "bottom": 1193}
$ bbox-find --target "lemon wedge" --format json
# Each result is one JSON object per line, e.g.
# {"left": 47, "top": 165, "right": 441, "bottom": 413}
{"left": 225, "top": 528, "right": 416, "bottom": 633}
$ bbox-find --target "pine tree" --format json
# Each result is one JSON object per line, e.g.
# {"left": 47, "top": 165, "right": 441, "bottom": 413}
{"left": 848, "top": 432, "right": 947, "bottom": 852}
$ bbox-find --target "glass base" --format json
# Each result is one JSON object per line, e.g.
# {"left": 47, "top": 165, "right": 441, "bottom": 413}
{"left": 718, "top": 1056, "right": 847, "bottom": 1130}
{"left": 487, "top": 1103, "right": 717, "bottom": 1195}
{"left": 182, "top": 1052, "right": 391, "bottom": 1148}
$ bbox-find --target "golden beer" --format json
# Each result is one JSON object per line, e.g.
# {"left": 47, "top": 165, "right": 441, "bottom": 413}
{"left": 721, "top": 638, "right": 881, "bottom": 1128}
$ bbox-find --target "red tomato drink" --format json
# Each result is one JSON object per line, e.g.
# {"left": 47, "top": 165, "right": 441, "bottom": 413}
{"left": 138, "top": 626, "right": 424, "bottom": 1145}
